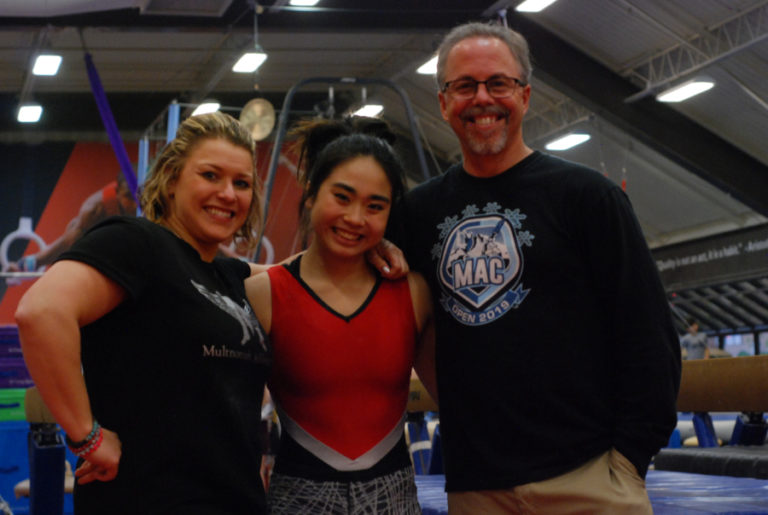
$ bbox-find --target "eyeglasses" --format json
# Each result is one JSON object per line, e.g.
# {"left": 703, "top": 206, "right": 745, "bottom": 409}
{"left": 442, "top": 75, "right": 527, "bottom": 99}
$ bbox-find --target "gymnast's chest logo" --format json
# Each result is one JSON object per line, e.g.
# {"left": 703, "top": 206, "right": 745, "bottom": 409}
{"left": 431, "top": 204, "right": 534, "bottom": 326}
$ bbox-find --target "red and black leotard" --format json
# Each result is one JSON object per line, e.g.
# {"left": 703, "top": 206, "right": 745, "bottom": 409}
{"left": 267, "top": 256, "right": 417, "bottom": 481}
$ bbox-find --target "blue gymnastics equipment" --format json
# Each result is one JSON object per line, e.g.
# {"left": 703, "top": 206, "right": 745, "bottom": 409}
{"left": 84, "top": 52, "right": 138, "bottom": 203}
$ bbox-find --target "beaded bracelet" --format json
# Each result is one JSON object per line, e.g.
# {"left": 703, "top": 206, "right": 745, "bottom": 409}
{"left": 65, "top": 419, "right": 100, "bottom": 449}
{"left": 72, "top": 427, "right": 104, "bottom": 459}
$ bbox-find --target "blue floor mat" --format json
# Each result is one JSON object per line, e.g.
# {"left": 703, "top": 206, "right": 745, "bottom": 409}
{"left": 416, "top": 469, "right": 768, "bottom": 514}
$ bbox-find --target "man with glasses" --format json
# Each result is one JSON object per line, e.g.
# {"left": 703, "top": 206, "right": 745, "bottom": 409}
{"left": 391, "top": 22, "right": 680, "bottom": 513}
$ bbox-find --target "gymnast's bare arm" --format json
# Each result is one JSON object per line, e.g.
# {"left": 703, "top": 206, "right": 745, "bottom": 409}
{"left": 15, "top": 260, "right": 124, "bottom": 484}
{"left": 245, "top": 270, "right": 273, "bottom": 334}
{"left": 408, "top": 271, "right": 438, "bottom": 404}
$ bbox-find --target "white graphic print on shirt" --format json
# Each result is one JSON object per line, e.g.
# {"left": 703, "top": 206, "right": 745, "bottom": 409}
{"left": 431, "top": 203, "right": 534, "bottom": 326}
{"left": 191, "top": 279, "right": 267, "bottom": 349}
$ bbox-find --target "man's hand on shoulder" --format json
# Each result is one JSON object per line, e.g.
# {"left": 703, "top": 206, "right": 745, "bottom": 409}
{"left": 366, "top": 239, "right": 409, "bottom": 279}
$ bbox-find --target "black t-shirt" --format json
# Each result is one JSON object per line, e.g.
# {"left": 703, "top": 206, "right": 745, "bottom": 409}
{"left": 390, "top": 152, "right": 680, "bottom": 492}
{"left": 59, "top": 216, "right": 271, "bottom": 514}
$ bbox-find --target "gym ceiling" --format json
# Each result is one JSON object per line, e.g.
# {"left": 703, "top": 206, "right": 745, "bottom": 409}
{"left": 2, "top": 0, "right": 768, "bottom": 336}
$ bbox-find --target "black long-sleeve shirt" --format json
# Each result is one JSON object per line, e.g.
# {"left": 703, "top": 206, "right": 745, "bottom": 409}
{"left": 391, "top": 151, "right": 681, "bottom": 492}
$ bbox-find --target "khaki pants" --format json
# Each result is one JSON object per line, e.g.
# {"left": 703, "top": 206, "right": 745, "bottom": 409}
{"left": 447, "top": 449, "right": 653, "bottom": 514}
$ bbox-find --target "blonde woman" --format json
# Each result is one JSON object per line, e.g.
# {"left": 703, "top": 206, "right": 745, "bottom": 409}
{"left": 16, "top": 112, "right": 271, "bottom": 514}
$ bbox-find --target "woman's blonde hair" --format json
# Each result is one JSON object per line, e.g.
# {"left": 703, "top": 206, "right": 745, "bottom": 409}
{"left": 140, "top": 111, "right": 263, "bottom": 250}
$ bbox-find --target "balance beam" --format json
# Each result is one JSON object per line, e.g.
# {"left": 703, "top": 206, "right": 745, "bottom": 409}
{"left": 408, "top": 356, "right": 768, "bottom": 414}
{"left": 677, "top": 355, "right": 768, "bottom": 413}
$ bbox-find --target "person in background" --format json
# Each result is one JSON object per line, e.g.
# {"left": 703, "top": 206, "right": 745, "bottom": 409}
{"left": 3, "top": 171, "right": 264, "bottom": 273}
{"left": 388, "top": 21, "right": 681, "bottom": 514}
{"left": 5, "top": 174, "right": 136, "bottom": 273}
{"left": 680, "top": 317, "right": 709, "bottom": 360}
{"left": 15, "top": 112, "right": 272, "bottom": 514}
{"left": 246, "top": 117, "right": 435, "bottom": 514}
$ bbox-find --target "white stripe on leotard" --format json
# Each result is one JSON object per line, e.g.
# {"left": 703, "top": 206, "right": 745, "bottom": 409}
{"left": 276, "top": 404, "right": 406, "bottom": 471}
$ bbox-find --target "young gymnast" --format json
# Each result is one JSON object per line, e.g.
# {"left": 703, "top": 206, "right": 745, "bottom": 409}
{"left": 16, "top": 112, "right": 272, "bottom": 514}
{"left": 245, "top": 117, "right": 435, "bottom": 514}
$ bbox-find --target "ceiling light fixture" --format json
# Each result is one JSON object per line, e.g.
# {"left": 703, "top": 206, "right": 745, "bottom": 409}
{"left": 353, "top": 104, "right": 384, "bottom": 117}
{"left": 191, "top": 101, "right": 221, "bottom": 116}
{"left": 289, "top": 0, "right": 319, "bottom": 5}
{"left": 233, "top": 51, "right": 267, "bottom": 73}
{"left": 233, "top": 4, "right": 268, "bottom": 74}
{"left": 545, "top": 133, "right": 590, "bottom": 151}
{"left": 32, "top": 54, "right": 62, "bottom": 76}
{"left": 17, "top": 104, "right": 43, "bottom": 123}
{"left": 417, "top": 56, "right": 437, "bottom": 75}
{"left": 515, "top": 0, "right": 559, "bottom": 13}
{"left": 656, "top": 79, "right": 714, "bottom": 103}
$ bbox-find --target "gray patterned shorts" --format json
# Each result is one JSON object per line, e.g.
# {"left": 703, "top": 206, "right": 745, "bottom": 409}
{"left": 267, "top": 466, "right": 422, "bottom": 514}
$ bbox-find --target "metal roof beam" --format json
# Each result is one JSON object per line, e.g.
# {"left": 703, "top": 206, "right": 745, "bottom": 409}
{"left": 703, "top": 286, "right": 759, "bottom": 326}
{"left": 721, "top": 284, "right": 768, "bottom": 321}
{"left": 505, "top": 11, "right": 768, "bottom": 217}
{"left": 673, "top": 292, "right": 731, "bottom": 330}
{"left": 621, "top": 0, "right": 768, "bottom": 101}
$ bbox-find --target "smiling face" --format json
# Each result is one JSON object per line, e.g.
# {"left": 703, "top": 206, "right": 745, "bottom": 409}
{"left": 306, "top": 155, "right": 392, "bottom": 261}
{"left": 165, "top": 137, "right": 255, "bottom": 261}
{"left": 439, "top": 36, "right": 531, "bottom": 171}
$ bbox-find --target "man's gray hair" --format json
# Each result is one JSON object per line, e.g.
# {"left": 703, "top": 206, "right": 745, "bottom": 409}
{"left": 436, "top": 22, "right": 532, "bottom": 89}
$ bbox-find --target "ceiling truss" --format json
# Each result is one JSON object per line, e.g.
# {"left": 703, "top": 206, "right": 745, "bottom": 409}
{"left": 623, "top": 0, "right": 768, "bottom": 101}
